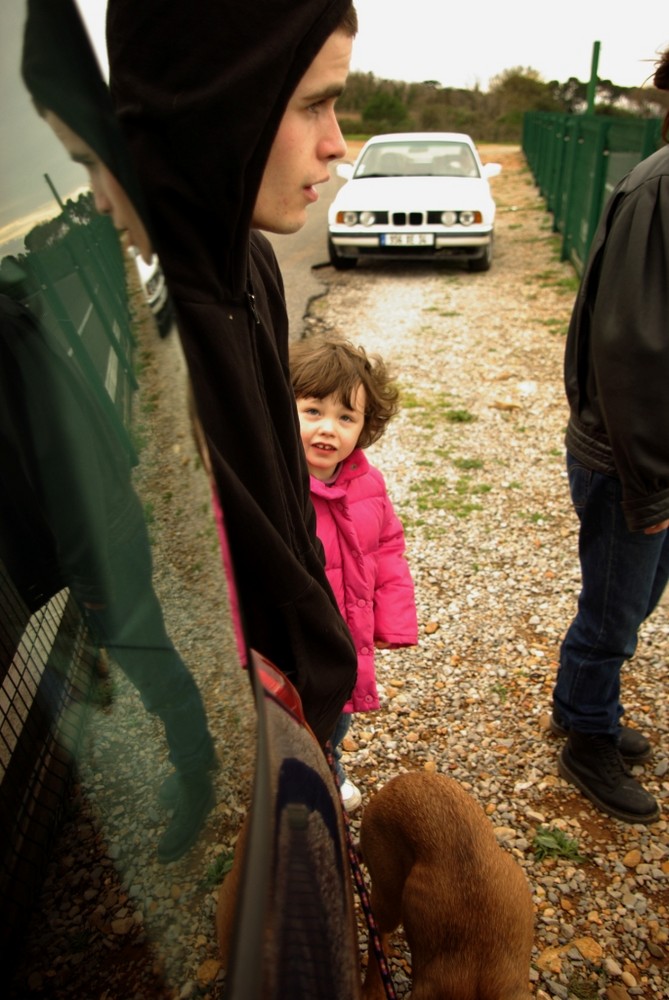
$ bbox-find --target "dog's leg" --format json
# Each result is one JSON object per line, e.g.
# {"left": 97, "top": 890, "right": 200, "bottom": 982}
{"left": 361, "top": 929, "right": 393, "bottom": 1000}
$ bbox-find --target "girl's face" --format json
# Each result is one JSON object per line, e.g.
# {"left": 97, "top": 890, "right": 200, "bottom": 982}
{"left": 44, "top": 111, "right": 153, "bottom": 263}
{"left": 296, "top": 383, "right": 366, "bottom": 481}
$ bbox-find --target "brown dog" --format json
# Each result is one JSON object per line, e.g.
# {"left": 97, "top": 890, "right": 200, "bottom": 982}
{"left": 359, "top": 771, "right": 534, "bottom": 1000}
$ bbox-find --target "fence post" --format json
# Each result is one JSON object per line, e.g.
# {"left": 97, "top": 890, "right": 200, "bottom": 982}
{"left": 26, "top": 254, "right": 138, "bottom": 465}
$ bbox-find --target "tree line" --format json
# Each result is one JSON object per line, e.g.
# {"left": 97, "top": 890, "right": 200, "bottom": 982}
{"left": 337, "top": 68, "right": 669, "bottom": 142}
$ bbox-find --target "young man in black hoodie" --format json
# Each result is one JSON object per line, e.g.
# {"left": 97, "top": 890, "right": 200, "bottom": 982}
{"left": 106, "top": 1, "right": 360, "bottom": 747}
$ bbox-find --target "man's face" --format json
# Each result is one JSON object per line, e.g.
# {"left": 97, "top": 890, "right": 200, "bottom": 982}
{"left": 44, "top": 111, "right": 153, "bottom": 263}
{"left": 252, "top": 29, "right": 352, "bottom": 234}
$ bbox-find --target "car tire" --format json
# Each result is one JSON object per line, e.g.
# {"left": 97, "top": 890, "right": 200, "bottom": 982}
{"left": 468, "top": 239, "right": 493, "bottom": 273}
{"left": 328, "top": 238, "right": 357, "bottom": 270}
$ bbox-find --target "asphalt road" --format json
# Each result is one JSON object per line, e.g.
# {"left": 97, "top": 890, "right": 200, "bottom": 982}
{"left": 264, "top": 164, "right": 345, "bottom": 340}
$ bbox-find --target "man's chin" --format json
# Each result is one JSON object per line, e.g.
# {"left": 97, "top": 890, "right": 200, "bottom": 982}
{"left": 256, "top": 213, "right": 306, "bottom": 236}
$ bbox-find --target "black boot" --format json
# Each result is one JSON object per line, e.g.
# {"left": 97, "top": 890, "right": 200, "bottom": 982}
{"left": 550, "top": 709, "right": 652, "bottom": 763}
{"left": 158, "top": 751, "right": 219, "bottom": 810}
{"left": 157, "top": 773, "right": 215, "bottom": 863}
{"left": 559, "top": 731, "right": 659, "bottom": 824}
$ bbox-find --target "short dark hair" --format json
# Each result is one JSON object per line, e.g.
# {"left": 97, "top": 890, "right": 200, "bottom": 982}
{"left": 290, "top": 334, "right": 399, "bottom": 449}
{"left": 338, "top": 3, "right": 358, "bottom": 36}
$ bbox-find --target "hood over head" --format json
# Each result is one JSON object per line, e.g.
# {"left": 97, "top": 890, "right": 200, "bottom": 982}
{"left": 21, "top": 0, "right": 149, "bottom": 231}
{"left": 106, "top": 0, "right": 353, "bottom": 298}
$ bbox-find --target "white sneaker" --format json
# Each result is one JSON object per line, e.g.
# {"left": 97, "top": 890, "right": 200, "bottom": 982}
{"left": 340, "top": 779, "right": 362, "bottom": 813}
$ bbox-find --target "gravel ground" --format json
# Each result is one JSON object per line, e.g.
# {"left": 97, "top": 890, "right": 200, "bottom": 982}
{"left": 9, "top": 145, "right": 669, "bottom": 1000}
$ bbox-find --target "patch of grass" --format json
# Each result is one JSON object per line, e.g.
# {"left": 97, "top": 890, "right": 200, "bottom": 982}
{"left": 129, "top": 424, "right": 147, "bottom": 456}
{"left": 490, "top": 681, "right": 508, "bottom": 702}
{"left": 554, "top": 274, "right": 580, "bottom": 294}
{"left": 452, "top": 457, "right": 483, "bottom": 470}
{"left": 537, "top": 316, "right": 568, "bottom": 336}
{"left": 143, "top": 501, "right": 155, "bottom": 526}
{"left": 201, "top": 852, "right": 235, "bottom": 889}
{"left": 141, "top": 392, "right": 160, "bottom": 415}
{"left": 445, "top": 408, "right": 476, "bottom": 424}
{"left": 532, "top": 826, "right": 586, "bottom": 863}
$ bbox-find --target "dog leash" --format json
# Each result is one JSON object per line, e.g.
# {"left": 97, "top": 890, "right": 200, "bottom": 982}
{"left": 326, "top": 746, "right": 398, "bottom": 1000}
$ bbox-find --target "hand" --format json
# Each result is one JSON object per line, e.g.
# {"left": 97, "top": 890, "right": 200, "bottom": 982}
{"left": 374, "top": 640, "right": 391, "bottom": 650}
{"left": 644, "top": 520, "right": 669, "bottom": 535}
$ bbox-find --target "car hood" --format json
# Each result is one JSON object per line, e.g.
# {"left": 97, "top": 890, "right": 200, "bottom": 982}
{"left": 331, "top": 175, "right": 495, "bottom": 213}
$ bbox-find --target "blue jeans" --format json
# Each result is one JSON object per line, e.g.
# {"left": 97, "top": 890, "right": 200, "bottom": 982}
{"left": 329, "top": 712, "right": 352, "bottom": 785}
{"left": 553, "top": 452, "right": 669, "bottom": 735}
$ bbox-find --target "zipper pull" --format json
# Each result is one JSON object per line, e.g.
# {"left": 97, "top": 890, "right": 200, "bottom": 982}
{"left": 247, "top": 290, "right": 260, "bottom": 325}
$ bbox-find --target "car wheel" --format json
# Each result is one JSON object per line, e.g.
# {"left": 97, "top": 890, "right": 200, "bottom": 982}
{"left": 328, "top": 238, "right": 357, "bottom": 270}
{"left": 468, "top": 239, "right": 493, "bottom": 273}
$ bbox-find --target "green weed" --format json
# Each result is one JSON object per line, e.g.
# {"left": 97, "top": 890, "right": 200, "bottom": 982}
{"left": 532, "top": 826, "right": 585, "bottom": 863}
{"left": 201, "top": 852, "right": 235, "bottom": 889}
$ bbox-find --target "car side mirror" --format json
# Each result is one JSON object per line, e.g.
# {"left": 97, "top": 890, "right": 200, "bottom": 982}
{"left": 336, "top": 162, "right": 354, "bottom": 181}
{"left": 483, "top": 162, "right": 502, "bottom": 179}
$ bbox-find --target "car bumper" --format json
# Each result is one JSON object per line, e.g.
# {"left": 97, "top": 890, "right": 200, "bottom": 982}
{"left": 329, "top": 228, "right": 493, "bottom": 261}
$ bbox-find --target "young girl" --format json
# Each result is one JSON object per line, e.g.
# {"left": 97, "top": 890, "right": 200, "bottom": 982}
{"left": 290, "top": 335, "right": 417, "bottom": 811}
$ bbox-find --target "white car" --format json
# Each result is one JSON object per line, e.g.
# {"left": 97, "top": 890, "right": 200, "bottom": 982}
{"left": 328, "top": 132, "right": 501, "bottom": 272}
{"left": 133, "top": 251, "right": 174, "bottom": 337}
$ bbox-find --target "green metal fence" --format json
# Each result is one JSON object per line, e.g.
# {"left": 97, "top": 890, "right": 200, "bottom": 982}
{"left": 523, "top": 111, "right": 663, "bottom": 274}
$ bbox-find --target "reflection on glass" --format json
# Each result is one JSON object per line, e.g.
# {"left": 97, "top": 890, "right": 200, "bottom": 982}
{"left": 2, "top": 0, "right": 253, "bottom": 992}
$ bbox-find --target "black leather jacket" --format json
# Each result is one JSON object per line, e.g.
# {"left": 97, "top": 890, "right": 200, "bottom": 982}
{"left": 564, "top": 143, "right": 669, "bottom": 532}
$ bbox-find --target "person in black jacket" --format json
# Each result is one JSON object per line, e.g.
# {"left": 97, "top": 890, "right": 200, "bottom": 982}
{"left": 551, "top": 49, "right": 669, "bottom": 825}
{"left": 106, "top": 0, "right": 359, "bottom": 746}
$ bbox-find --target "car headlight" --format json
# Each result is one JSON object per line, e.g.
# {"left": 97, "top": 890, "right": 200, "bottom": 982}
{"left": 359, "top": 211, "right": 376, "bottom": 226}
{"left": 336, "top": 210, "right": 359, "bottom": 226}
{"left": 459, "top": 210, "right": 481, "bottom": 226}
{"left": 440, "top": 210, "right": 457, "bottom": 226}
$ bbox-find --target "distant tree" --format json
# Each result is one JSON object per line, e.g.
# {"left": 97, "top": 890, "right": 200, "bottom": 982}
{"left": 488, "top": 67, "right": 563, "bottom": 139}
{"left": 362, "top": 92, "right": 410, "bottom": 132}
{"left": 338, "top": 65, "right": 663, "bottom": 145}
{"left": 549, "top": 77, "right": 587, "bottom": 114}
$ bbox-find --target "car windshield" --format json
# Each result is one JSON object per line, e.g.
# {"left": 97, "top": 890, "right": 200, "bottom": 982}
{"left": 353, "top": 141, "right": 480, "bottom": 180}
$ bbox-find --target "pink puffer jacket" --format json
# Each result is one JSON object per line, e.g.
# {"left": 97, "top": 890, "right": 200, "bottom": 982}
{"left": 310, "top": 449, "right": 417, "bottom": 713}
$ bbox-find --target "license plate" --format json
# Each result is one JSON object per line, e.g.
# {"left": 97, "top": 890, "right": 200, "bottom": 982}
{"left": 381, "top": 233, "right": 434, "bottom": 247}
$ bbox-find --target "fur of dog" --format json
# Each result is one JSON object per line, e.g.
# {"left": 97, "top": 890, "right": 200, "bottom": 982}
{"left": 359, "top": 771, "right": 534, "bottom": 1000}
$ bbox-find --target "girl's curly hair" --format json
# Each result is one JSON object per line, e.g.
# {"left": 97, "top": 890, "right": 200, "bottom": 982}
{"left": 289, "top": 335, "right": 400, "bottom": 449}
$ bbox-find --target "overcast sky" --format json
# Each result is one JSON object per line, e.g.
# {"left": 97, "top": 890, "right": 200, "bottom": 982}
{"left": 75, "top": 0, "right": 669, "bottom": 91}
{"left": 350, "top": 0, "right": 668, "bottom": 90}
